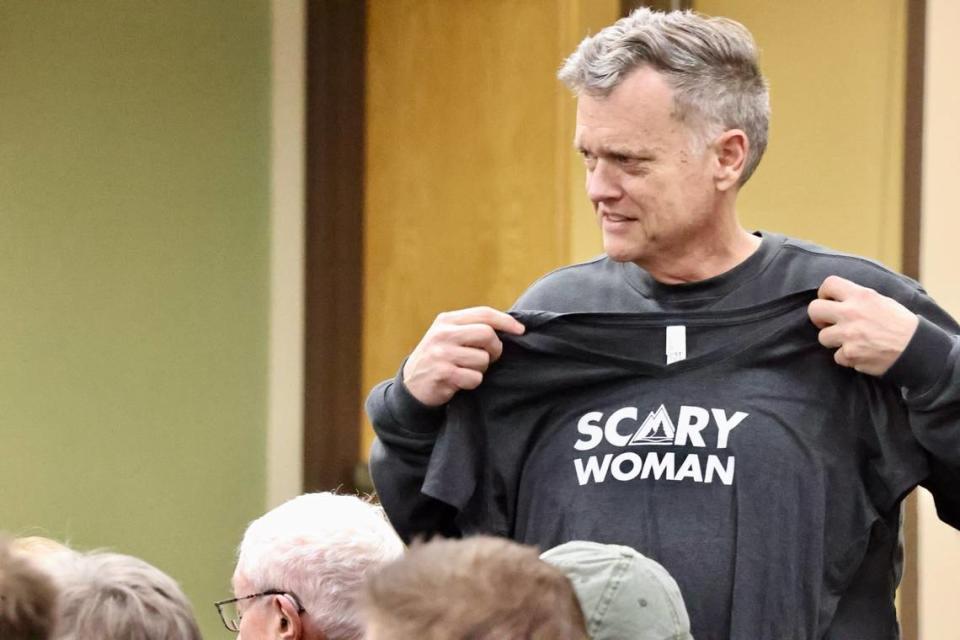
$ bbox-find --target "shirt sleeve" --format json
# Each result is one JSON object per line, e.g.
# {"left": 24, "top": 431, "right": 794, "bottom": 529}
{"left": 896, "top": 337, "right": 960, "bottom": 528}
{"left": 366, "top": 367, "right": 459, "bottom": 543}
{"left": 881, "top": 287, "right": 960, "bottom": 529}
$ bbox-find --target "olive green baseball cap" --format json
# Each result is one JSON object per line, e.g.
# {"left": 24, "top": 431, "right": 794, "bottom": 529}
{"left": 541, "top": 541, "right": 693, "bottom": 640}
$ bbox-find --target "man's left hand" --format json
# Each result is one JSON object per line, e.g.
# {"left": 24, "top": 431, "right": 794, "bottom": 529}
{"left": 808, "top": 275, "right": 919, "bottom": 376}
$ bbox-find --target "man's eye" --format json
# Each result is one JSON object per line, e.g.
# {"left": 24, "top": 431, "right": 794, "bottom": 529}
{"left": 618, "top": 157, "right": 651, "bottom": 175}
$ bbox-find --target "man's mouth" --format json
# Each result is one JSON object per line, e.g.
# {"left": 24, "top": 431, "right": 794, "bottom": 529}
{"left": 602, "top": 212, "right": 633, "bottom": 223}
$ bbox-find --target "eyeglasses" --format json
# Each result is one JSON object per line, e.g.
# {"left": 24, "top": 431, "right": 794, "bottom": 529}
{"left": 214, "top": 589, "right": 306, "bottom": 632}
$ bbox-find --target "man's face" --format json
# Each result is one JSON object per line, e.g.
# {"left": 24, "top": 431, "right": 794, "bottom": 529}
{"left": 575, "top": 66, "right": 720, "bottom": 272}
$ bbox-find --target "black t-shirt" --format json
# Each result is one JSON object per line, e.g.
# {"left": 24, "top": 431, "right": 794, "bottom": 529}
{"left": 422, "top": 292, "right": 928, "bottom": 640}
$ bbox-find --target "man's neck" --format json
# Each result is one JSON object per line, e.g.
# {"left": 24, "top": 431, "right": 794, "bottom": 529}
{"left": 641, "top": 225, "right": 761, "bottom": 285}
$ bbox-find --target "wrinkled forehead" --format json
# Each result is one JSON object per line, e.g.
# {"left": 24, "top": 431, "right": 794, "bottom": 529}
{"left": 573, "top": 103, "right": 678, "bottom": 159}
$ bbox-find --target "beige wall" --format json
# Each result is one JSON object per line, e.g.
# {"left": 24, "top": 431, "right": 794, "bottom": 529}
{"left": 917, "top": 0, "right": 960, "bottom": 636}
{"left": 698, "top": 0, "right": 905, "bottom": 266}
{"left": 361, "top": 0, "right": 614, "bottom": 456}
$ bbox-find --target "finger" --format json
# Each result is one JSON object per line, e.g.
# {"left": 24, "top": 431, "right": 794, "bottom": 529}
{"left": 808, "top": 299, "right": 843, "bottom": 329}
{"left": 833, "top": 344, "right": 852, "bottom": 368}
{"left": 817, "top": 324, "right": 844, "bottom": 349}
{"left": 449, "top": 366, "right": 484, "bottom": 391}
{"left": 442, "top": 323, "right": 505, "bottom": 361}
{"left": 440, "top": 307, "right": 526, "bottom": 335}
{"left": 817, "top": 275, "right": 862, "bottom": 302}
{"left": 449, "top": 346, "right": 493, "bottom": 372}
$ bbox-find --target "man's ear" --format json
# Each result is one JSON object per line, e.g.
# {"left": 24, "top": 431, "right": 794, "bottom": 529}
{"left": 271, "top": 595, "right": 304, "bottom": 640}
{"left": 713, "top": 129, "right": 748, "bottom": 191}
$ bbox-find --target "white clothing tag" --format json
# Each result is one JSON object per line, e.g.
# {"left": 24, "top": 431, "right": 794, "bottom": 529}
{"left": 666, "top": 325, "right": 687, "bottom": 365}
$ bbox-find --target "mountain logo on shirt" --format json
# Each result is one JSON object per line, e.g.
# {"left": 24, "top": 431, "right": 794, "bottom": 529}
{"left": 628, "top": 404, "right": 675, "bottom": 445}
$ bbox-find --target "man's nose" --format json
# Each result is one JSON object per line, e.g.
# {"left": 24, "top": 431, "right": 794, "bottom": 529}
{"left": 585, "top": 160, "right": 622, "bottom": 203}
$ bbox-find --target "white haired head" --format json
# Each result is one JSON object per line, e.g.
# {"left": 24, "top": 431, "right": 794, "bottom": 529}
{"left": 233, "top": 492, "right": 404, "bottom": 640}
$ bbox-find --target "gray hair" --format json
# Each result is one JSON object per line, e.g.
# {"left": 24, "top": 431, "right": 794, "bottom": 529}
{"left": 49, "top": 551, "right": 201, "bottom": 640}
{"left": 559, "top": 8, "right": 770, "bottom": 185}
{"left": 0, "top": 537, "right": 59, "bottom": 640}
{"left": 234, "top": 492, "right": 405, "bottom": 640}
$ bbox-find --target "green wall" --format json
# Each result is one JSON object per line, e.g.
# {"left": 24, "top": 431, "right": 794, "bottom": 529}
{"left": 0, "top": 2, "right": 271, "bottom": 636}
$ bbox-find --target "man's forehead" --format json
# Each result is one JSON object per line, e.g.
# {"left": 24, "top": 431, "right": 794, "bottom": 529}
{"left": 574, "top": 109, "right": 683, "bottom": 159}
{"left": 573, "top": 68, "right": 681, "bottom": 150}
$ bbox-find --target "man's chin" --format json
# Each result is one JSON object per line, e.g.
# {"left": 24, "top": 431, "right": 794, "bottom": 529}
{"left": 602, "top": 242, "right": 643, "bottom": 264}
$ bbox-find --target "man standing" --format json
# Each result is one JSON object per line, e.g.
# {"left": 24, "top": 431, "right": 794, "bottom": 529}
{"left": 367, "top": 8, "right": 960, "bottom": 639}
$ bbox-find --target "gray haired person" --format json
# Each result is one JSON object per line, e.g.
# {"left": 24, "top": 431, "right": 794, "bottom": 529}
{"left": 557, "top": 8, "right": 768, "bottom": 186}
{"left": 49, "top": 550, "right": 201, "bottom": 640}
{"left": 369, "top": 6, "right": 960, "bottom": 639}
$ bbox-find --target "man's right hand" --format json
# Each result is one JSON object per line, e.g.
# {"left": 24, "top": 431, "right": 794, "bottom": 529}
{"left": 402, "top": 307, "right": 526, "bottom": 407}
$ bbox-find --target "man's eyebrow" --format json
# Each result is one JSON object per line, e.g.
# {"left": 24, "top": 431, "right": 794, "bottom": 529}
{"left": 575, "top": 143, "right": 655, "bottom": 159}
